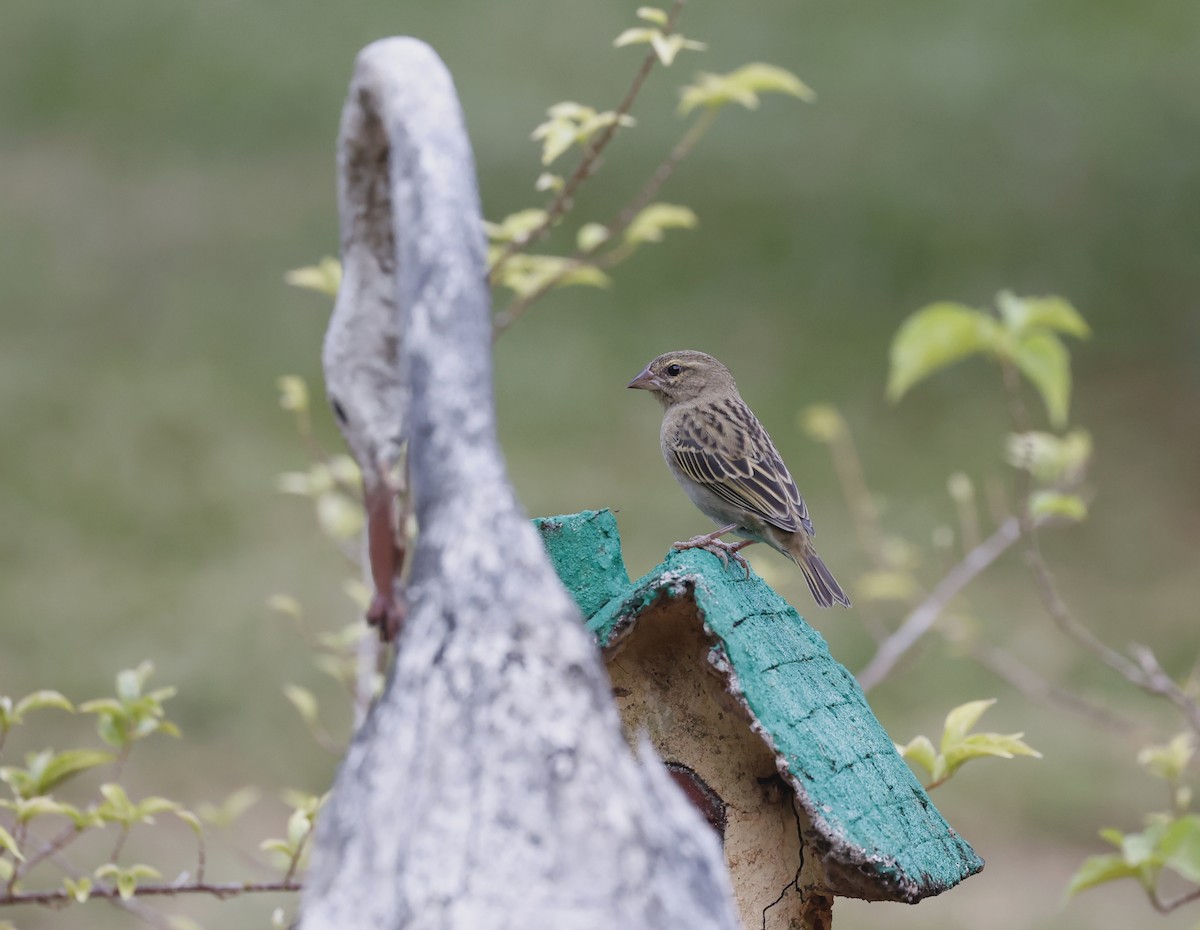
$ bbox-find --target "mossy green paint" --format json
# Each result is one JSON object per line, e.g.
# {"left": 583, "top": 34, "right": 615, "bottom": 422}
{"left": 536, "top": 508, "right": 983, "bottom": 902}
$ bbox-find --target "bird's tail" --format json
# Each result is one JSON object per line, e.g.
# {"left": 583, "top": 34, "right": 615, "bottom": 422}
{"left": 790, "top": 544, "right": 851, "bottom": 609}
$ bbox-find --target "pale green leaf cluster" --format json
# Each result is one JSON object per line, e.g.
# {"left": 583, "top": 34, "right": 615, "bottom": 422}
{"left": 276, "top": 454, "right": 364, "bottom": 542}
{"left": 94, "top": 862, "right": 161, "bottom": 900}
{"left": 1, "top": 749, "right": 113, "bottom": 802}
{"left": 1069, "top": 815, "right": 1200, "bottom": 898}
{"left": 79, "top": 662, "right": 180, "bottom": 748}
{"left": 483, "top": 208, "right": 549, "bottom": 245}
{"left": 0, "top": 690, "right": 73, "bottom": 747}
{"left": 283, "top": 256, "right": 342, "bottom": 297}
{"left": 1006, "top": 430, "right": 1092, "bottom": 486}
{"left": 197, "top": 786, "right": 261, "bottom": 827}
{"left": 897, "top": 699, "right": 1042, "bottom": 789}
{"left": 1139, "top": 732, "right": 1196, "bottom": 786}
{"left": 614, "top": 7, "right": 706, "bottom": 67}
{"left": 260, "top": 792, "right": 325, "bottom": 873}
{"left": 488, "top": 251, "right": 611, "bottom": 300}
{"left": 1068, "top": 732, "right": 1199, "bottom": 902}
{"left": 887, "top": 291, "right": 1089, "bottom": 428}
{"left": 624, "top": 203, "right": 698, "bottom": 245}
{"left": 531, "top": 104, "right": 636, "bottom": 166}
{"left": 680, "top": 63, "right": 814, "bottom": 115}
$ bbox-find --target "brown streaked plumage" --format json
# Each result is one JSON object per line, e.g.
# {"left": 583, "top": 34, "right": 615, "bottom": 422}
{"left": 628, "top": 349, "right": 850, "bottom": 608}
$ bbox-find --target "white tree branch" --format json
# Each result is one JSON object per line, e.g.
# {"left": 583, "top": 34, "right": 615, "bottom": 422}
{"left": 298, "top": 38, "right": 739, "bottom": 930}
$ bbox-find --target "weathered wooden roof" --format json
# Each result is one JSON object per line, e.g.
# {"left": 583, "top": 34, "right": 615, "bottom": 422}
{"left": 535, "top": 508, "right": 983, "bottom": 903}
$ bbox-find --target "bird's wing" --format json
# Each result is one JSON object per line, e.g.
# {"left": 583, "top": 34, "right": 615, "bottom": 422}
{"left": 669, "top": 400, "right": 814, "bottom": 536}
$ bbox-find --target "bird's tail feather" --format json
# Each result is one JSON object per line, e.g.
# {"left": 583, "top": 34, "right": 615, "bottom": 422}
{"left": 793, "top": 548, "right": 851, "bottom": 609}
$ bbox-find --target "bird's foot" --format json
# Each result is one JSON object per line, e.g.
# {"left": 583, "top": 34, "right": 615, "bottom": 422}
{"left": 672, "top": 533, "right": 756, "bottom": 579}
{"left": 366, "top": 590, "right": 405, "bottom": 643}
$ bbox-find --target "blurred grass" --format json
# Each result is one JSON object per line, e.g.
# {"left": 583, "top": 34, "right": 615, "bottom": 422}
{"left": 1, "top": 0, "right": 1198, "bottom": 927}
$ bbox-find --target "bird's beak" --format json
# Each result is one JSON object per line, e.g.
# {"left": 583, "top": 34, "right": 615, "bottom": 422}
{"left": 627, "top": 364, "right": 660, "bottom": 391}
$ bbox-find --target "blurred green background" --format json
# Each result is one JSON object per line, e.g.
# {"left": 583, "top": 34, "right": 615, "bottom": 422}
{"left": 2, "top": 0, "right": 1197, "bottom": 927}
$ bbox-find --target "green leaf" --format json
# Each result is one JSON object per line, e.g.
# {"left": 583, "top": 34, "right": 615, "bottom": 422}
{"left": 492, "top": 254, "right": 610, "bottom": 298}
{"left": 1029, "top": 491, "right": 1088, "bottom": 523}
{"left": 650, "top": 32, "right": 706, "bottom": 67}
{"left": 266, "top": 594, "right": 302, "bottom": 619}
{"left": 1161, "top": 815, "right": 1200, "bottom": 884}
{"left": 13, "top": 691, "right": 73, "bottom": 720}
{"left": 197, "top": 786, "right": 261, "bottom": 827}
{"left": 680, "top": 63, "right": 813, "bottom": 115}
{"left": 997, "top": 291, "right": 1090, "bottom": 339}
{"left": 1137, "top": 733, "right": 1195, "bottom": 783}
{"left": 943, "top": 732, "right": 1042, "bottom": 775}
{"left": 260, "top": 838, "right": 292, "bottom": 857}
{"left": 624, "top": 204, "right": 698, "bottom": 246}
{"left": 0, "top": 823, "right": 24, "bottom": 861}
{"left": 276, "top": 376, "right": 309, "bottom": 414}
{"left": 116, "top": 662, "right": 153, "bottom": 702}
{"left": 533, "top": 120, "right": 578, "bottom": 165}
{"left": 284, "top": 257, "right": 342, "bottom": 297}
{"left": 116, "top": 872, "right": 137, "bottom": 900}
{"left": 1005, "top": 430, "right": 1092, "bottom": 485}
{"left": 798, "top": 403, "right": 846, "bottom": 444}
{"left": 36, "top": 749, "right": 114, "bottom": 796}
{"left": 9, "top": 797, "right": 78, "bottom": 824}
{"left": 886, "top": 303, "right": 1002, "bottom": 402}
{"left": 1066, "top": 852, "right": 1146, "bottom": 897}
{"left": 1121, "top": 818, "right": 1171, "bottom": 870}
{"left": 534, "top": 172, "right": 562, "bottom": 193}
{"left": 315, "top": 491, "right": 364, "bottom": 540}
{"left": 636, "top": 6, "right": 668, "bottom": 25}
{"left": 1011, "top": 329, "right": 1072, "bottom": 427}
{"left": 941, "top": 699, "right": 997, "bottom": 751}
{"left": 576, "top": 223, "right": 611, "bottom": 253}
{"left": 286, "top": 807, "right": 312, "bottom": 847}
{"left": 613, "top": 26, "right": 658, "bottom": 48}
{"left": 64, "top": 876, "right": 92, "bottom": 903}
{"left": 1161, "top": 820, "right": 1200, "bottom": 883}
{"left": 284, "top": 686, "right": 320, "bottom": 728}
{"left": 0, "top": 860, "right": 12, "bottom": 883}
{"left": 895, "top": 735, "right": 937, "bottom": 777}
{"left": 483, "top": 209, "right": 549, "bottom": 244}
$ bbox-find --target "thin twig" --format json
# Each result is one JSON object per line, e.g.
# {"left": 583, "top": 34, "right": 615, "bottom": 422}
{"left": 493, "top": 106, "right": 719, "bottom": 337}
{"left": 488, "top": 0, "right": 687, "bottom": 283}
{"left": 857, "top": 517, "right": 1022, "bottom": 691}
{"left": 967, "top": 641, "right": 1143, "bottom": 735}
{"left": 0, "top": 879, "right": 302, "bottom": 907}
{"left": 15, "top": 823, "right": 79, "bottom": 878}
{"left": 25, "top": 831, "right": 186, "bottom": 930}
{"left": 282, "top": 823, "right": 314, "bottom": 887}
{"left": 997, "top": 358, "right": 1200, "bottom": 736}
{"left": 1150, "top": 885, "right": 1200, "bottom": 914}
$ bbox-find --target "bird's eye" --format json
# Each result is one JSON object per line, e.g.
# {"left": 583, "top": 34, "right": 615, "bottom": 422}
{"left": 330, "top": 397, "right": 349, "bottom": 426}
{"left": 665, "top": 363, "right": 683, "bottom": 377}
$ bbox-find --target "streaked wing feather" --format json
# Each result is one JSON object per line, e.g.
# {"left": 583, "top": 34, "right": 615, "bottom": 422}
{"left": 670, "top": 400, "right": 814, "bottom": 535}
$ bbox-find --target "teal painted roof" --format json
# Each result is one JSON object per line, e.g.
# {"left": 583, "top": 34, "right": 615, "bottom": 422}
{"left": 535, "top": 509, "right": 983, "bottom": 903}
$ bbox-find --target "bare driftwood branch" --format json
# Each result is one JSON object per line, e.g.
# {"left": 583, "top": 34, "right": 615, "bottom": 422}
{"left": 299, "top": 38, "right": 739, "bottom": 930}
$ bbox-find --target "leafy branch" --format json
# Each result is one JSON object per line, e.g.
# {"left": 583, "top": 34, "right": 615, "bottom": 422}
{"left": 0, "top": 667, "right": 322, "bottom": 927}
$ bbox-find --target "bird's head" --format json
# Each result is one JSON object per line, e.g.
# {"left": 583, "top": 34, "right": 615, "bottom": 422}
{"left": 627, "top": 350, "right": 737, "bottom": 407}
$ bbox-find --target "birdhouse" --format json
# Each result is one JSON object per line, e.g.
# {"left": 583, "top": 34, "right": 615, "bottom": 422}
{"left": 536, "top": 509, "right": 983, "bottom": 930}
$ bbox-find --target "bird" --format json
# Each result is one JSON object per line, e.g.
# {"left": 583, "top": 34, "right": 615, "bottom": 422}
{"left": 628, "top": 349, "right": 850, "bottom": 608}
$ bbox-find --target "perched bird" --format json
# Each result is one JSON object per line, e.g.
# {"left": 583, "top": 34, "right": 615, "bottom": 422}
{"left": 628, "top": 350, "right": 850, "bottom": 608}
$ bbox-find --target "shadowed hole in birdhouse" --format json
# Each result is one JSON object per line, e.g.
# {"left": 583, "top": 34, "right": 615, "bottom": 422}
{"left": 665, "top": 761, "right": 728, "bottom": 841}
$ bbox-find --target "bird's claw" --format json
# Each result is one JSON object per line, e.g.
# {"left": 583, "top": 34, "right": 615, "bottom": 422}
{"left": 366, "top": 591, "right": 405, "bottom": 643}
{"left": 672, "top": 536, "right": 753, "bottom": 580}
